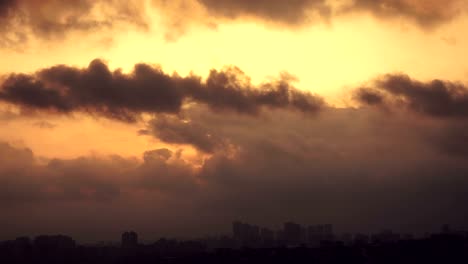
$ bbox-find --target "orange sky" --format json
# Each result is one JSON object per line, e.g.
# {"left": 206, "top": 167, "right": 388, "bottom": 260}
{"left": 2, "top": 0, "right": 468, "bottom": 241}
{"left": 1, "top": 2, "right": 468, "bottom": 159}
{"left": 0, "top": 0, "right": 468, "bottom": 164}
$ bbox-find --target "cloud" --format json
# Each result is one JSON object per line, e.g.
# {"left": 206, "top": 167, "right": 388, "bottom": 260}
{"left": 355, "top": 74, "right": 468, "bottom": 118}
{"left": 155, "top": 0, "right": 466, "bottom": 37}
{"left": 1, "top": 0, "right": 464, "bottom": 47}
{"left": 0, "top": 59, "right": 325, "bottom": 122}
{"left": 429, "top": 122, "right": 468, "bottom": 157}
{"left": 196, "top": 0, "right": 331, "bottom": 25}
{"left": 147, "top": 115, "right": 227, "bottom": 153}
{"left": 0, "top": 109, "right": 19, "bottom": 121}
{"left": 32, "top": 121, "right": 56, "bottom": 129}
{"left": 343, "top": 0, "right": 465, "bottom": 27}
{"left": 3, "top": 60, "right": 468, "bottom": 239}
{"left": 149, "top": 106, "right": 468, "bottom": 233}
{"left": 354, "top": 88, "right": 385, "bottom": 106}
{"left": 1, "top": 0, "right": 465, "bottom": 47}
{"left": 0, "top": 0, "right": 147, "bottom": 48}
{"left": 0, "top": 141, "right": 198, "bottom": 203}
{"left": 0, "top": 142, "right": 131, "bottom": 202}
{"left": 3, "top": 103, "right": 468, "bottom": 240}
{"left": 354, "top": 74, "right": 468, "bottom": 158}
{"left": 138, "top": 148, "right": 198, "bottom": 193}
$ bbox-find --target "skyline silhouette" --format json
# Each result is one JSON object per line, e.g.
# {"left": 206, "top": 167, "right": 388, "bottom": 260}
{"left": 1, "top": 222, "right": 467, "bottom": 263}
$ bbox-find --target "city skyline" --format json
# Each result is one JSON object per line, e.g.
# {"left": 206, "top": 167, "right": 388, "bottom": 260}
{"left": 2, "top": 225, "right": 467, "bottom": 263}
{"left": 0, "top": 219, "right": 462, "bottom": 244}
{"left": 0, "top": 221, "right": 465, "bottom": 246}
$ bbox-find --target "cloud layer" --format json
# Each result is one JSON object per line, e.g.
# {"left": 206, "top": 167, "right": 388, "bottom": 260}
{"left": 0, "top": 0, "right": 146, "bottom": 48}
{"left": 0, "top": 59, "right": 324, "bottom": 122}
{"left": 171, "top": 0, "right": 466, "bottom": 28}
{"left": 2, "top": 57, "right": 468, "bottom": 240}
{"left": 196, "top": 0, "right": 331, "bottom": 25}
{"left": 2, "top": 103, "right": 468, "bottom": 240}
{"left": 346, "top": 0, "right": 464, "bottom": 27}
{"left": 355, "top": 74, "right": 468, "bottom": 118}
{"left": 1, "top": 0, "right": 465, "bottom": 47}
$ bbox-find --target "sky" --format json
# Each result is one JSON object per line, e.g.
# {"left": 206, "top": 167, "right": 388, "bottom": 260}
{"left": 1, "top": 0, "right": 468, "bottom": 242}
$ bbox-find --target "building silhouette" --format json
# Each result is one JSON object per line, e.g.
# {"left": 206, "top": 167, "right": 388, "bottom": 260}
{"left": 34, "top": 235, "right": 76, "bottom": 250}
{"left": 121, "top": 231, "right": 138, "bottom": 248}
{"left": 2, "top": 223, "right": 468, "bottom": 263}
{"left": 371, "top": 230, "right": 400, "bottom": 244}
{"left": 308, "top": 224, "right": 334, "bottom": 246}
{"left": 232, "top": 221, "right": 260, "bottom": 247}
{"left": 283, "top": 222, "right": 303, "bottom": 245}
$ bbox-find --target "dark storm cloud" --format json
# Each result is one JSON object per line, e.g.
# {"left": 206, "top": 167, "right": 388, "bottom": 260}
{"left": 0, "top": 60, "right": 325, "bottom": 122}
{"left": 355, "top": 74, "right": 468, "bottom": 118}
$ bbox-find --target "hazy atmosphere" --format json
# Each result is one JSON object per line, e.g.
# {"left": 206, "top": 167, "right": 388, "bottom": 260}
{"left": 1, "top": 0, "right": 468, "bottom": 243}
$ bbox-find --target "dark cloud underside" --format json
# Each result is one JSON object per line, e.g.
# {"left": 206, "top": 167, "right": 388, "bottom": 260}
{"left": 355, "top": 74, "right": 468, "bottom": 118}
{"left": 197, "top": 0, "right": 330, "bottom": 25}
{"left": 348, "top": 0, "right": 463, "bottom": 27}
{"left": 194, "top": 0, "right": 464, "bottom": 27}
{"left": 0, "top": 59, "right": 325, "bottom": 122}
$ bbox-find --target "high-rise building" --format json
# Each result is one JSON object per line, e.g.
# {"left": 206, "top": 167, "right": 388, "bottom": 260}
{"left": 232, "top": 221, "right": 261, "bottom": 247}
{"left": 371, "top": 230, "right": 400, "bottom": 244}
{"left": 308, "top": 224, "right": 334, "bottom": 245}
{"left": 34, "top": 235, "right": 76, "bottom": 250}
{"left": 283, "top": 222, "right": 302, "bottom": 245}
{"left": 441, "top": 224, "right": 451, "bottom": 234}
{"left": 323, "top": 224, "right": 334, "bottom": 241}
{"left": 121, "top": 231, "right": 138, "bottom": 248}
{"left": 233, "top": 221, "right": 249, "bottom": 241}
{"left": 260, "top": 228, "right": 274, "bottom": 241}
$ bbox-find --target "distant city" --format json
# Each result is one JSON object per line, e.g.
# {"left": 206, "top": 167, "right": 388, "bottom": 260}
{"left": 1, "top": 221, "right": 468, "bottom": 263}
